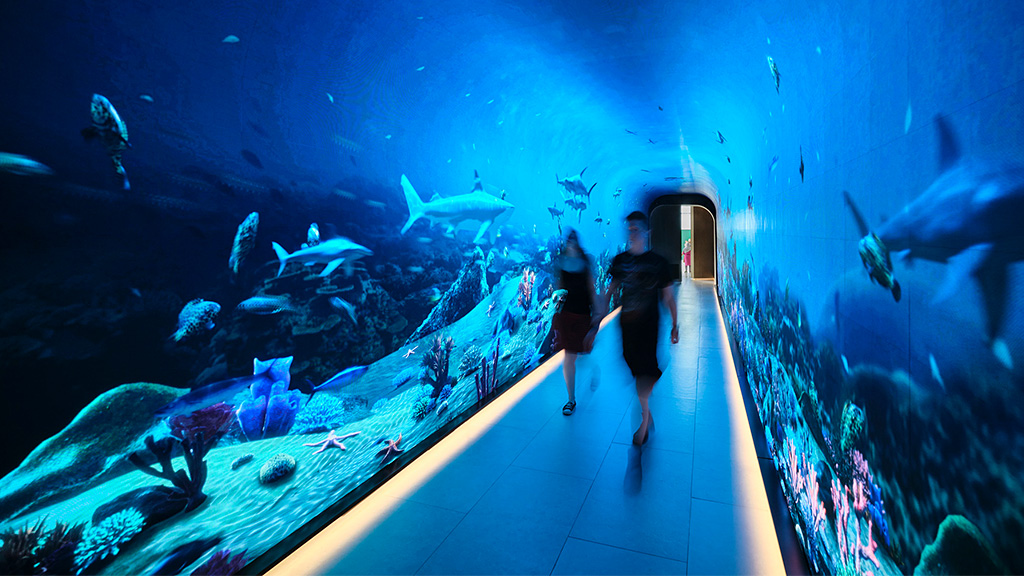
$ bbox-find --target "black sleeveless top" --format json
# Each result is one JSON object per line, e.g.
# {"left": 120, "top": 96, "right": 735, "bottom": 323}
{"left": 558, "top": 254, "right": 593, "bottom": 315}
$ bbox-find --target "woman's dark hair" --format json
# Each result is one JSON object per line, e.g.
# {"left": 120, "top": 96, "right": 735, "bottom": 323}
{"left": 559, "top": 228, "right": 590, "bottom": 262}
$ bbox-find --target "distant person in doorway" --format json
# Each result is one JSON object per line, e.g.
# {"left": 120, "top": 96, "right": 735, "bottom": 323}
{"left": 602, "top": 211, "right": 678, "bottom": 445}
{"left": 552, "top": 229, "right": 602, "bottom": 416}
{"left": 682, "top": 238, "right": 693, "bottom": 277}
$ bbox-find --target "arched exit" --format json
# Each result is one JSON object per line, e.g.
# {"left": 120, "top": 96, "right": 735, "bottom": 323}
{"left": 648, "top": 193, "right": 717, "bottom": 283}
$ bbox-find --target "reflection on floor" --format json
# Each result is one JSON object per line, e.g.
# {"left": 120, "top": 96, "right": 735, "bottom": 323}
{"left": 269, "top": 280, "right": 792, "bottom": 575}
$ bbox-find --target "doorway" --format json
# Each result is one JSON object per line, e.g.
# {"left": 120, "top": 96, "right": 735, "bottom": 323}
{"left": 649, "top": 194, "right": 717, "bottom": 283}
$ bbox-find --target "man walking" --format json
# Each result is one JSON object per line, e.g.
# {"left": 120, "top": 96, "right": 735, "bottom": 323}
{"left": 600, "top": 211, "right": 678, "bottom": 445}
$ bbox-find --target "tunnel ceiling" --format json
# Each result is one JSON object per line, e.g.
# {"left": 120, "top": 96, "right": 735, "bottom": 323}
{"left": 3, "top": 0, "right": 845, "bottom": 240}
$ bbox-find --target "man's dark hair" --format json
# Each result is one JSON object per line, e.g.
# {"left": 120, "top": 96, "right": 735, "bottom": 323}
{"left": 625, "top": 211, "right": 648, "bottom": 229}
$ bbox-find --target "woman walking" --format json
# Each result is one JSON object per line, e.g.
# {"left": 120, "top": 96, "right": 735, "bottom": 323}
{"left": 552, "top": 229, "right": 603, "bottom": 415}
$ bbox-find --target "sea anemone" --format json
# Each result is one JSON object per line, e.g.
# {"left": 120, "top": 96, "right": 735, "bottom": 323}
{"left": 73, "top": 508, "right": 146, "bottom": 573}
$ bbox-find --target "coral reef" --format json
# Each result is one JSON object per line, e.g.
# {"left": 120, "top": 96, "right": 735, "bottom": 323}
{"left": 170, "top": 403, "right": 234, "bottom": 448}
{"left": 516, "top": 267, "right": 536, "bottom": 310}
{"left": 391, "top": 365, "right": 424, "bottom": 388}
{"left": 291, "top": 394, "right": 347, "bottom": 435}
{"left": 411, "top": 395, "right": 435, "bottom": 421}
{"left": 236, "top": 358, "right": 304, "bottom": 440}
{"left": 0, "top": 383, "right": 185, "bottom": 520}
{"left": 475, "top": 340, "right": 500, "bottom": 403}
{"left": 0, "top": 518, "right": 85, "bottom": 576}
{"left": 421, "top": 334, "right": 456, "bottom": 399}
{"left": 190, "top": 548, "right": 248, "bottom": 576}
{"left": 127, "top": 433, "right": 210, "bottom": 513}
{"left": 406, "top": 255, "right": 488, "bottom": 343}
{"left": 914, "top": 515, "right": 1008, "bottom": 575}
{"left": 73, "top": 507, "right": 146, "bottom": 573}
{"left": 258, "top": 454, "right": 296, "bottom": 485}
{"left": 458, "top": 345, "right": 483, "bottom": 375}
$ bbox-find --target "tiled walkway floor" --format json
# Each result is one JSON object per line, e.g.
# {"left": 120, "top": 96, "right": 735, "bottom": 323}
{"left": 269, "top": 280, "right": 787, "bottom": 575}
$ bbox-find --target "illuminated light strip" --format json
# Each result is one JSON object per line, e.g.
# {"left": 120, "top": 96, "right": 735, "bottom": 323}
{"left": 713, "top": 298, "right": 786, "bottom": 573}
{"left": 268, "top": 309, "right": 622, "bottom": 575}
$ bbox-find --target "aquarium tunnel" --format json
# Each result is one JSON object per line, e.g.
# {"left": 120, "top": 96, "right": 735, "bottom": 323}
{"left": 1, "top": 0, "right": 1022, "bottom": 574}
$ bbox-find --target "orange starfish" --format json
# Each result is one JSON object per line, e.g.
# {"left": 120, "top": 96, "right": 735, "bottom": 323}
{"left": 376, "top": 432, "right": 404, "bottom": 463}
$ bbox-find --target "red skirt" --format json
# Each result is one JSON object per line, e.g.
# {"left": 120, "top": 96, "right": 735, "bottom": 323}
{"left": 553, "top": 311, "right": 593, "bottom": 354}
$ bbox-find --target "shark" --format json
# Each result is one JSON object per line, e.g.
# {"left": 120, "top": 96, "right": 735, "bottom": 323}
{"left": 848, "top": 115, "right": 1024, "bottom": 369}
{"left": 400, "top": 171, "right": 515, "bottom": 244}
{"left": 557, "top": 168, "right": 597, "bottom": 199}
{"left": 271, "top": 235, "right": 372, "bottom": 277}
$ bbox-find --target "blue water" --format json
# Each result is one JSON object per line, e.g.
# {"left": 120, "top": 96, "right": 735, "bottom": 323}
{"left": 0, "top": 0, "right": 1021, "bottom": 574}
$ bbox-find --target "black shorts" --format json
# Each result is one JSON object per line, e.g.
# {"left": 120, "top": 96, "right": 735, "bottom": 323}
{"left": 620, "top": 318, "right": 662, "bottom": 379}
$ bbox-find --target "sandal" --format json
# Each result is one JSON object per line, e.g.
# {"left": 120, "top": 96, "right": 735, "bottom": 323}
{"left": 562, "top": 400, "right": 577, "bottom": 415}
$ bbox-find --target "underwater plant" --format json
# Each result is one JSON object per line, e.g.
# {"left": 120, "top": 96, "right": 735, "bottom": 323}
{"left": 458, "top": 345, "right": 483, "bottom": 375}
{"left": 170, "top": 402, "right": 234, "bottom": 448}
{"left": 411, "top": 394, "right": 435, "bottom": 421}
{"left": 475, "top": 339, "right": 500, "bottom": 403}
{"left": 0, "top": 518, "right": 85, "bottom": 575}
{"left": 291, "top": 393, "right": 347, "bottom": 435}
{"left": 237, "top": 380, "right": 304, "bottom": 441}
{"left": 517, "top": 267, "right": 536, "bottom": 309}
{"left": 74, "top": 508, "right": 146, "bottom": 574}
{"left": 128, "top": 433, "right": 210, "bottom": 513}
{"left": 190, "top": 548, "right": 249, "bottom": 576}
{"left": 421, "top": 334, "right": 456, "bottom": 398}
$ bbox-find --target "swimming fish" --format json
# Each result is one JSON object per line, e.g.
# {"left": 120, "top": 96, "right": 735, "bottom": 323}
{"left": 799, "top": 147, "right": 805, "bottom": 182}
{"left": 271, "top": 236, "right": 372, "bottom": 277}
{"left": 228, "top": 212, "right": 259, "bottom": 276}
{"left": 329, "top": 296, "right": 357, "bottom": 323}
{"left": 306, "top": 223, "right": 320, "bottom": 248}
{"left": 81, "top": 94, "right": 131, "bottom": 190}
{"left": 716, "top": 131, "right": 727, "bottom": 143}
{"left": 222, "top": 35, "right": 240, "bottom": 43}
{"left": 406, "top": 266, "right": 425, "bottom": 273}
{"left": 401, "top": 171, "right": 515, "bottom": 245}
{"left": 928, "top": 353, "right": 945, "bottom": 389}
{"left": 0, "top": 152, "right": 53, "bottom": 176}
{"left": 240, "top": 149, "right": 263, "bottom": 169}
{"left": 236, "top": 295, "right": 298, "bottom": 315}
{"left": 769, "top": 155, "right": 779, "bottom": 172}
{"left": 156, "top": 357, "right": 292, "bottom": 418}
{"left": 312, "top": 365, "right": 369, "bottom": 396}
{"left": 766, "top": 56, "right": 780, "bottom": 92}
{"left": 171, "top": 298, "right": 220, "bottom": 342}
{"left": 556, "top": 168, "right": 596, "bottom": 200}
{"left": 547, "top": 204, "right": 564, "bottom": 218}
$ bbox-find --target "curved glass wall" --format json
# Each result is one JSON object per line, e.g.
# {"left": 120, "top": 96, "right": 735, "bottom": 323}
{"left": 1, "top": 0, "right": 1021, "bottom": 575}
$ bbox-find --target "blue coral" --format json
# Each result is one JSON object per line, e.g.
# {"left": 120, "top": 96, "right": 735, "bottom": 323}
{"left": 236, "top": 357, "right": 303, "bottom": 440}
{"left": 411, "top": 394, "right": 436, "bottom": 420}
{"left": 292, "top": 394, "right": 347, "bottom": 435}
{"left": 73, "top": 508, "right": 145, "bottom": 573}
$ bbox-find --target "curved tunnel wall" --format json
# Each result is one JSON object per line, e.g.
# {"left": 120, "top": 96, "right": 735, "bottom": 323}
{"left": 0, "top": 0, "right": 1020, "bottom": 574}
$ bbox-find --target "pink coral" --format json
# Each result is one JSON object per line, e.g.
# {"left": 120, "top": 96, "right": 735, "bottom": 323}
{"left": 517, "top": 268, "right": 536, "bottom": 309}
{"left": 860, "top": 519, "right": 881, "bottom": 569}
{"left": 832, "top": 478, "right": 850, "bottom": 561}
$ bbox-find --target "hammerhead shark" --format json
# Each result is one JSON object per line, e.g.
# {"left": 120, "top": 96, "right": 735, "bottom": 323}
{"left": 401, "top": 171, "right": 515, "bottom": 244}
{"left": 847, "top": 115, "right": 1024, "bottom": 369}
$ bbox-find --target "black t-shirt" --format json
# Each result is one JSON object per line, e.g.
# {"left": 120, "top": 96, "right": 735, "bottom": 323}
{"left": 557, "top": 254, "right": 593, "bottom": 315}
{"left": 610, "top": 250, "right": 672, "bottom": 325}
